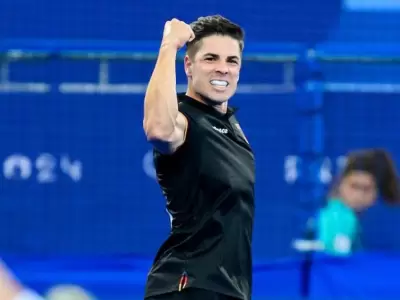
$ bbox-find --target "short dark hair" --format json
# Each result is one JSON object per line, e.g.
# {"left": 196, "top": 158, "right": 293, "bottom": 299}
{"left": 342, "top": 148, "right": 400, "bottom": 204}
{"left": 186, "top": 15, "right": 245, "bottom": 58}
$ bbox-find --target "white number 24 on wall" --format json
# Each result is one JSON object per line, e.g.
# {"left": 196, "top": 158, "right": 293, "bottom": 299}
{"left": 3, "top": 153, "right": 82, "bottom": 183}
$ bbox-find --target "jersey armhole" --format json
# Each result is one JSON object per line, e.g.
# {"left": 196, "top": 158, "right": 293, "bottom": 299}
{"left": 175, "top": 111, "right": 189, "bottom": 153}
{"left": 154, "top": 110, "right": 197, "bottom": 158}
{"left": 172, "top": 110, "right": 196, "bottom": 156}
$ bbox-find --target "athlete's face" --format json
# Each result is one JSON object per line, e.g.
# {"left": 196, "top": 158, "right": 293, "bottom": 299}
{"left": 184, "top": 35, "right": 242, "bottom": 103}
{"left": 339, "top": 171, "right": 378, "bottom": 211}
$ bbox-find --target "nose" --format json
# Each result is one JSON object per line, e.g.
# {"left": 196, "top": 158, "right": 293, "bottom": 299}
{"left": 215, "top": 61, "right": 229, "bottom": 75}
{"left": 354, "top": 190, "right": 366, "bottom": 202}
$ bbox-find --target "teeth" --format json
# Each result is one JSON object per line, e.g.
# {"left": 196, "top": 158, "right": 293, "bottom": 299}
{"left": 210, "top": 80, "right": 228, "bottom": 87}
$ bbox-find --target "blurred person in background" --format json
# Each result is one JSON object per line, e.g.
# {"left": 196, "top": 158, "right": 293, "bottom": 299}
{"left": 316, "top": 148, "right": 400, "bottom": 256}
{"left": 0, "top": 260, "right": 95, "bottom": 300}
{"left": 45, "top": 284, "right": 96, "bottom": 300}
{"left": 0, "top": 260, "right": 43, "bottom": 300}
{"left": 143, "top": 14, "right": 254, "bottom": 300}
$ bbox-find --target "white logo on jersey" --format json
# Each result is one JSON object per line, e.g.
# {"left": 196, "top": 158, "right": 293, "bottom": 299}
{"left": 212, "top": 126, "right": 228, "bottom": 134}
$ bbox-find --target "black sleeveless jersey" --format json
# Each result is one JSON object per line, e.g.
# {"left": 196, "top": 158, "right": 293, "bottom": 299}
{"left": 144, "top": 94, "right": 255, "bottom": 300}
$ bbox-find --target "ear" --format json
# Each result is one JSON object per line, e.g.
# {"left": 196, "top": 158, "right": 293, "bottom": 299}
{"left": 184, "top": 55, "right": 193, "bottom": 77}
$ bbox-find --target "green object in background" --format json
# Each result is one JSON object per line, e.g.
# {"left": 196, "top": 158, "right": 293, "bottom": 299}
{"left": 317, "top": 198, "right": 359, "bottom": 256}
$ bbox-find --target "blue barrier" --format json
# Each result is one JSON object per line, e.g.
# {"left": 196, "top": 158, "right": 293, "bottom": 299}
{"left": 314, "top": 42, "right": 400, "bottom": 60}
{"left": 0, "top": 39, "right": 305, "bottom": 62}
{"left": 3, "top": 252, "right": 400, "bottom": 299}
{"left": 3, "top": 39, "right": 400, "bottom": 60}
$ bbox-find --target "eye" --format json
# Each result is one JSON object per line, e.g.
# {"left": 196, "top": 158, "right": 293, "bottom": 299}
{"left": 205, "top": 57, "right": 215, "bottom": 61}
{"left": 228, "top": 59, "right": 239, "bottom": 65}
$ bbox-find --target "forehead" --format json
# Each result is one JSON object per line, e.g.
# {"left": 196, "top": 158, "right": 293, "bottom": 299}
{"left": 345, "top": 171, "right": 376, "bottom": 186}
{"left": 195, "top": 35, "right": 241, "bottom": 57}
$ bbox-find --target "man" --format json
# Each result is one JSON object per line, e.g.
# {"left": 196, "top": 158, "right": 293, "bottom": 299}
{"left": 143, "top": 15, "right": 255, "bottom": 300}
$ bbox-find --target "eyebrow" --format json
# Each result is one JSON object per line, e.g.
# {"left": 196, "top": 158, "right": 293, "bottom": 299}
{"left": 203, "top": 53, "right": 240, "bottom": 61}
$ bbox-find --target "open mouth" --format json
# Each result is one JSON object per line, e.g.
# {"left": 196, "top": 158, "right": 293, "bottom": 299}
{"left": 210, "top": 80, "right": 229, "bottom": 88}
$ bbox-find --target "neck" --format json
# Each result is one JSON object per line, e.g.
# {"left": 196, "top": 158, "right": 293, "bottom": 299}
{"left": 186, "top": 87, "right": 228, "bottom": 114}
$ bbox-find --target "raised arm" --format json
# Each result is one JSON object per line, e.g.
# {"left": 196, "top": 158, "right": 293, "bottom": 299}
{"left": 143, "top": 19, "right": 195, "bottom": 154}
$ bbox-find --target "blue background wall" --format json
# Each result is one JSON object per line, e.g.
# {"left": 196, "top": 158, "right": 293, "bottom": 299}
{"left": 1, "top": 0, "right": 342, "bottom": 43}
{"left": 1, "top": 0, "right": 400, "bottom": 274}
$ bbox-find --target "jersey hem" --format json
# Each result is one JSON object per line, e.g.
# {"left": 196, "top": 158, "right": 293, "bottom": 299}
{"left": 144, "top": 283, "right": 246, "bottom": 300}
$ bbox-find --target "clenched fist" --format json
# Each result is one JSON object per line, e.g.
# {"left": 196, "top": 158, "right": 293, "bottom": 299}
{"left": 162, "top": 18, "right": 195, "bottom": 49}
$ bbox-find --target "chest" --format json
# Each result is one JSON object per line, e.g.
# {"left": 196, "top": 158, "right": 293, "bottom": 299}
{"left": 197, "top": 117, "right": 255, "bottom": 191}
